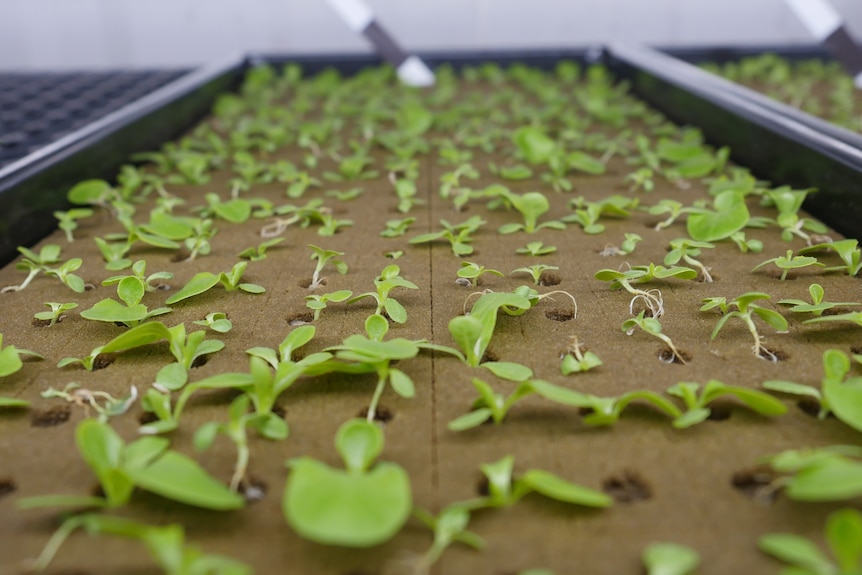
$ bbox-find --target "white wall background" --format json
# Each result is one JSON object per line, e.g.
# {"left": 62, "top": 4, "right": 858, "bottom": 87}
{"left": 1, "top": 0, "right": 862, "bottom": 70}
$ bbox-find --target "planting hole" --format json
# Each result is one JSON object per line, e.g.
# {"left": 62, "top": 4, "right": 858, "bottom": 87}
{"left": 170, "top": 251, "right": 191, "bottom": 263}
{"left": 545, "top": 308, "right": 574, "bottom": 322}
{"left": 481, "top": 350, "right": 499, "bottom": 363}
{"left": 240, "top": 477, "right": 267, "bottom": 502}
{"left": 475, "top": 475, "right": 490, "bottom": 497}
{"left": 706, "top": 405, "right": 731, "bottom": 421}
{"left": 31, "top": 405, "right": 71, "bottom": 428}
{"left": 272, "top": 404, "right": 287, "bottom": 419}
{"left": 357, "top": 405, "right": 393, "bottom": 424}
{"left": 31, "top": 317, "right": 53, "bottom": 328}
{"left": 796, "top": 397, "right": 832, "bottom": 419}
{"left": 0, "top": 477, "right": 16, "bottom": 498}
{"left": 731, "top": 468, "right": 778, "bottom": 505}
{"left": 539, "top": 271, "right": 561, "bottom": 286}
{"left": 601, "top": 470, "right": 652, "bottom": 503}
{"left": 191, "top": 355, "right": 208, "bottom": 369}
{"left": 696, "top": 271, "right": 718, "bottom": 282}
{"left": 850, "top": 346, "right": 862, "bottom": 355}
{"left": 657, "top": 348, "right": 691, "bottom": 364}
{"left": 298, "top": 277, "right": 325, "bottom": 288}
{"left": 288, "top": 312, "right": 313, "bottom": 327}
{"left": 138, "top": 411, "right": 158, "bottom": 425}
{"left": 92, "top": 353, "right": 115, "bottom": 371}
{"left": 758, "top": 347, "right": 788, "bottom": 362}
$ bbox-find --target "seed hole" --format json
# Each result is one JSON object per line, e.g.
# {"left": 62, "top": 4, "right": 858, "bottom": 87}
{"left": 287, "top": 312, "right": 314, "bottom": 326}
{"left": 170, "top": 251, "right": 191, "bottom": 263}
{"left": 191, "top": 354, "right": 208, "bottom": 369}
{"left": 298, "top": 277, "right": 325, "bottom": 288}
{"left": 601, "top": 470, "right": 652, "bottom": 503}
{"left": 138, "top": 411, "right": 158, "bottom": 425}
{"left": 272, "top": 404, "right": 287, "bottom": 419}
{"left": 696, "top": 271, "right": 718, "bottom": 282}
{"left": 822, "top": 307, "right": 853, "bottom": 316}
{"left": 758, "top": 347, "right": 789, "bottom": 362}
{"left": 92, "top": 353, "right": 115, "bottom": 371}
{"left": 481, "top": 350, "right": 499, "bottom": 363}
{"left": 539, "top": 272, "right": 561, "bottom": 286}
{"left": 31, "top": 405, "right": 71, "bottom": 427}
{"left": 707, "top": 405, "right": 732, "bottom": 421}
{"left": 31, "top": 318, "right": 53, "bottom": 328}
{"left": 357, "top": 405, "right": 393, "bottom": 424}
{"left": 240, "top": 476, "right": 267, "bottom": 502}
{"left": 850, "top": 346, "right": 862, "bottom": 355}
{"left": 657, "top": 348, "right": 691, "bottom": 364}
{"left": 476, "top": 475, "right": 490, "bottom": 497}
{"left": 796, "top": 397, "right": 832, "bottom": 418}
{"left": 731, "top": 467, "right": 779, "bottom": 505}
{"left": 0, "top": 477, "right": 16, "bottom": 498}
{"left": 545, "top": 309, "right": 574, "bottom": 322}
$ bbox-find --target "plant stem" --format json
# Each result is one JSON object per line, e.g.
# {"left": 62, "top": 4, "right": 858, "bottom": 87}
{"left": 744, "top": 314, "right": 777, "bottom": 362}
{"left": 30, "top": 516, "right": 84, "bottom": 571}
{"left": 657, "top": 333, "right": 687, "bottom": 365}
{"left": 231, "top": 439, "right": 249, "bottom": 492}
{"left": 684, "top": 255, "right": 713, "bottom": 283}
{"left": 366, "top": 367, "right": 388, "bottom": 423}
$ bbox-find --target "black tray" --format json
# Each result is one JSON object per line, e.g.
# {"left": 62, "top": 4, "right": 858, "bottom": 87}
{"left": 2, "top": 45, "right": 862, "bottom": 267}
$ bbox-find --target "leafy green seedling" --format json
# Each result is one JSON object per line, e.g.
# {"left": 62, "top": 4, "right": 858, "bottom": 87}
{"left": 642, "top": 542, "right": 700, "bottom": 575}
{"left": 447, "top": 291, "right": 533, "bottom": 367}
{"left": 447, "top": 378, "right": 542, "bottom": 430}
{"left": 307, "top": 244, "right": 348, "bottom": 290}
{"left": 326, "top": 187, "right": 364, "bottom": 202}
{"left": 513, "top": 127, "right": 556, "bottom": 165}
{"left": 511, "top": 264, "right": 560, "bottom": 286}
{"left": 385, "top": 251, "right": 403, "bottom": 259}
{"left": 0, "top": 333, "right": 43, "bottom": 377}
{"left": 665, "top": 238, "right": 715, "bottom": 282}
{"left": 779, "top": 283, "right": 861, "bottom": 317}
{"left": 646, "top": 199, "right": 704, "bottom": 232}
{"left": 195, "top": 394, "right": 287, "bottom": 492}
{"left": 439, "top": 163, "right": 480, "bottom": 210}
{"left": 498, "top": 191, "right": 566, "bottom": 234}
{"left": 193, "top": 312, "right": 232, "bottom": 333}
{"left": 753, "top": 250, "right": 823, "bottom": 280}
{"left": 103, "top": 259, "right": 173, "bottom": 292}
{"left": 1, "top": 245, "right": 76, "bottom": 293}
{"left": 412, "top": 505, "right": 485, "bottom": 571}
{"left": 34, "top": 302, "right": 78, "bottom": 327}
{"left": 595, "top": 264, "right": 697, "bottom": 318}
{"left": 622, "top": 311, "right": 687, "bottom": 364}
{"left": 380, "top": 217, "right": 416, "bottom": 238}
{"left": 516, "top": 241, "right": 557, "bottom": 256}
{"left": 26, "top": 514, "right": 251, "bottom": 575}
{"left": 347, "top": 265, "right": 418, "bottom": 324}
{"left": 625, "top": 168, "right": 655, "bottom": 192}
{"left": 305, "top": 290, "right": 353, "bottom": 321}
{"left": 729, "top": 231, "right": 764, "bottom": 253}
{"left": 41, "top": 382, "right": 137, "bottom": 422}
{"left": 763, "top": 445, "right": 862, "bottom": 502}
{"left": 393, "top": 177, "right": 424, "bottom": 213}
{"left": 701, "top": 292, "right": 788, "bottom": 361}
{"left": 94, "top": 237, "right": 132, "bottom": 271}
{"left": 563, "top": 195, "right": 637, "bottom": 235}
{"left": 166, "top": 261, "right": 265, "bottom": 304}
{"left": 800, "top": 239, "right": 862, "bottom": 277}
{"left": 561, "top": 336, "right": 602, "bottom": 375}
{"left": 54, "top": 208, "right": 93, "bottom": 242}
{"left": 18, "top": 419, "right": 243, "bottom": 510}
{"left": 760, "top": 508, "right": 862, "bottom": 575}
{"left": 456, "top": 261, "right": 504, "bottom": 288}
{"left": 764, "top": 186, "right": 828, "bottom": 243}
{"left": 599, "top": 233, "right": 643, "bottom": 256}
{"left": 258, "top": 198, "right": 334, "bottom": 238}
{"left": 488, "top": 162, "right": 533, "bottom": 180}
{"left": 686, "top": 190, "right": 750, "bottom": 242}
{"left": 410, "top": 216, "right": 486, "bottom": 257}
{"left": 667, "top": 380, "right": 786, "bottom": 428}
{"left": 81, "top": 276, "right": 172, "bottom": 327}
{"left": 238, "top": 237, "right": 284, "bottom": 261}
{"left": 283, "top": 418, "right": 411, "bottom": 547}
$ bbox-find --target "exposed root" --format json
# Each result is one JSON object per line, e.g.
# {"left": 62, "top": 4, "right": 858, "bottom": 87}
{"left": 537, "top": 290, "right": 578, "bottom": 320}
{"left": 629, "top": 288, "right": 664, "bottom": 319}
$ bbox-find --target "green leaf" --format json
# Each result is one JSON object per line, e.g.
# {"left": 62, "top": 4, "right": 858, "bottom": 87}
{"left": 824, "top": 379, "right": 862, "bottom": 433}
{"left": 567, "top": 151, "right": 606, "bottom": 175}
{"left": 448, "top": 408, "right": 494, "bottom": 431}
{"left": 75, "top": 420, "right": 133, "bottom": 506}
{"left": 16, "top": 494, "right": 109, "bottom": 509}
{"left": 481, "top": 361, "right": 533, "bottom": 382}
{"left": 686, "top": 190, "right": 749, "bottom": 242}
{"left": 519, "top": 469, "right": 612, "bottom": 507}
{"left": 826, "top": 508, "right": 862, "bottom": 572}
{"left": 528, "top": 379, "right": 593, "bottom": 407}
{"left": 642, "top": 542, "right": 701, "bottom": 575}
{"left": 759, "top": 534, "right": 834, "bottom": 574}
{"left": 0, "top": 397, "right": 29, "bottom": 407}
{"left": 239, "top": 283, "right": 266, "bottom": 294}
{"left": 364, "top": 314, "right": 389, "bottom": 342}
{"left": 672, "top": 408, "right": 712, "bottom": 429}
{"left": 80, "top": 300, "right": 148, "bottom": 324}
{"left": 389, "top": 369, "right": 415, "bottom": 398}
{"left": 101, "top": 322, "right": 171, "bottom": 354}
{"left": 396, "top": 102, "right": 433, "bottom": 136}
{"left": 383, "top": 298, "right": 407, "bottom": 324}
{"left": 0, "top": 346, "right": 24, "bottom": 377}
{"left": 193, "top": 422, "right": 221, "bottom": 452}
{"left": 763, "top": 380, "right": 821, "bottom": 400}
{"left": 513, "top": 126, "right": 555, "bottom": 165}
{"left": 251, "top": 413, "right": 289, "bottom": 441}
{"left": 117, "top": 277, "right": 145, "bottom": 307}
{"left": 448, "top": 315, "right": 484, "bottom": 366}
{"left": 336, "top": 419, "right": 384, "bottom": 473}
{"left": 786, "top": 458, "right": 862, "bottom": 501}
{"left": 165, "top": 273, "right": 220, "bottom": 304}
{"left": 155, "top": 363, "right": 188, "bottom": 391}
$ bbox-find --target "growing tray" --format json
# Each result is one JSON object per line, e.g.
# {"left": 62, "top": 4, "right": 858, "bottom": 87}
{"left": 3, "top": 46, "right": 862, "bottom": 575}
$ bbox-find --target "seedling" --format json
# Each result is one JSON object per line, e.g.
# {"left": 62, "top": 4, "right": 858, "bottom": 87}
{"left": 195, "top": 394, "right": 287, "bottom": 492}
{"left": 446, "top": 291, "right": 533, "bottom": 367}
{"left": 760, "top": 508, "right": 862, "bottom": 575}
{"left": 448, "top": 378, "right": 542, "bottom": 430}
{"left": 625, "top": 168, "right": 655, "bottom": 192}
{"left": 498, "top": 191, "right": 566, "bottom": 234}
{"left": 80, "top": 276, "right": 172, "bottom": 328}
{"left": 642, "top": 542, "right": 700, "bottom": 575}
{"left": 686, "top": 190, "right": 750, "bottom": 242}
{"left": 410, "top": 215, "right": 486, "bottom": 257}
{"left": 94, "top": 237, "right": 132, "bottom": 271}
{"left": 800, "top": 239, "right": 862, "bottom": 277}
{"left": 259, "top": 198, "right": 333, "bottom": 238}
{"left": 41, "top": 382, "right": 137, "bottom": 422}
{"left": 729, "top": 231, "right": 764, "bottom": 253}
{"left": 412, "top": 505, "right": 485, "bottom": 571}
{"left": 439, "top": 163, "right": 480, "bottom": 210}
{"left": 516, "top": 241, "right": 557, "bottom": 256}
{"left": 595, "top": 264, "right": 697, "bottom": 318}
{"left": 665, "top": 238, "right": 715, "bottom": 282}
{"left": 319, "top": 213, "right": 354, "bottom": 236}
{"left": 563, "top": 195, "right": 637, "bottom": 234}
{"left": 18, "top": 419, "right": 244, "bottom": 510}
{"left": 392, "top": 177, "right": 424, "bottom": 213}
{"left": 347, "top": 265, "right": 418, "bottom": 324}
{"left": 561, "top": 336, "right": 602, "bottom": 375}
{"left": 54, "top": 208, "right": 93, "bottom": 242}
{"left": 511, "top": 264, "right": 560, "bottom": 286}
{"left": 307, "top": 244, "right": 348, "bottom": 290}
{"left": 283, "top": 418, "right": 412, "bottom": 547}
{"left": 193, "top": 312, "right": 233, "bottom": 333}
{"left": 764, "top": 185, "right": 828, "bottom": 244}
{"left": 763, "top": 445, "right": 862, "bottom": 502}
{"left": 305, "top": 290, "right": 354, "bottom": 321}
{"left": 701, "top": 292, "right": 788, "bottom": 361}
{"left": 0, "top": 334, "right": 43, "bottom": 377}
{"left": 753, "top": 250, "right": 823, "bottom": 280}
{"left": 34, "top": 302, "right": 78, "bottom": 327}
{"left": 488, "top": 162, "right": 533, "bottom": 180}
{"left": 380, "top": 217, "right": 416, "bottom": 238}
{"left": 102, "top": 259, "right": 173, "bottom": 292}
{"left": 26, "top": 514, "right": 251, "bottom": 575}
{"left": 238, "top": 237, "right": 284, "bottom": 261}
{"left": 386, "top": 250, "right": 404, "bottom": 259}
{"left": 647, "top": 199, "right": 704, "bottom": 232}
{"left": 667, "top": 380, "right": 786, "bottom": 428}
{"left": 166, "top": 261, "right": 265, "bottom": 304}
{"left": 456, "top": 261, "right": 504, "bottom": 288}
{"left": 1, "top": 245, "right": 81, "bottom": 293}
{"left": 622, "top": 311, "right": 687, "bottom": 364}
{"left": 779, "top": 283, "right": 861, "bottom": 317}
{"left": 599, "top": 233, "right": 643, "bottom": 256}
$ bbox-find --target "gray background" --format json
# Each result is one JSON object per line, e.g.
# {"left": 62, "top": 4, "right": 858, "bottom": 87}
{"left": 2, "top": 0, "right": 862, "bottom": 70}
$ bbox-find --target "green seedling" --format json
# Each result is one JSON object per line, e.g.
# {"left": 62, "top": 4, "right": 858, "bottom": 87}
{"left": 41, "top": 382, "right": 137, "bottom": 422}
{"left": 326, "top": 187, "right": 364, "bottom": 202}
{"left": 258, "top": 198, "right": 333, "bottom": 238}
{"left": 667, "top": 380, "right": 786, "bottom": 428}
{"left": 18, "top": 419, "right": 243, "bottom": 510}
{"left": 385, "top": 250, "right": 403, "bottom": 259}
{"left": 447, "top": 377, "right": 549, "bottom": 430}
{"left": 439, "top": 163, "right": 480, "bottom": 210}
{"left": 779, "top": 283, "right": 861, "bottom": 317}
{"left": 622, "top": 311, "right": 687, "bottom": 364}
{"left": 54, "top": 208, "right": 93, "bottom": 242}
{"left": 197, "top": 193, "right": 256, "bottom": 224}
{"left": 326, "top": 315, "right": 420, "bottom": 421}
{"left": 412, "top": 505, "right": 485, "bottom": 572}
{"left": 195, "top": 394, "right": 287, "bottom": 492}
{"left": 305, "top": 290, "right": 353, "bottom": 321}
{"left": 26, "top": 514, "right": 251, "bottom": 575}
{"left": 729, "top": 231, "right": 764, "bottom": 253}
{"left": 753, "top": 249, "right": 823, "bottom": 280}
{"left": 760, "top": 508, "right": 862, "bottom": 575}
{"left": 647, "top": 199, "right": 704, "bottom": 232}
{"left": 67, "top": 179, "right": 121, "bottom": 212}
{"left": 513, "top": 126, "right": 556, "bottom": 165}
{"left": 272, "top": 161, "right": 322, "bottom": 198}
{"left": 94, "top": 237, "right": 132, "bottom": 271}
{"left": 763, "top": 445, "right": 862, "bottom": 502}
{"left": 34, "top": 302, "right": 78, "bottom": 327}
{"left": 0, "top": 333, "right": 43, "bottom": 377}
{"left": 103, "top": 259, "right": 173, "bottom": 292}
{"left": 701, "top": 292, "right": 788, "bottom": 361}
{"left": 410, "top": 215, "right": 486, "bottom": 257}
{"left": 380, "top": 216, "right": 416, "bottom": 238}
{"left": 498, "top": 191, "right": 566, "bottom": 234}
{"left": 804, "top": 310, "right": 862, "bottom": 330}
{"left": 625, "top": 168, "right": 655, "bottom": 192}
{"left": 80, "top": 276, "right": 172, "bottom": 328}
{"left": 166, "top": 261, "right": 265, "bottom": 304}
{"left": 488, "top": 162, "right": 533, "bottom": 180}
{"left": 193, "top": 312, "right": 232, "bottom": 333}
{"left": 245, "top": 324, "right": 322, "bottom": 371}
{"left": 347, "top": 264, "right": 418, "bottom": 324}
{"left": 686, "top": 190, "right": 750, "bottom": 242}
{"left": 392, "top": 177, "right": 424, "bottom": 213}
{"left": 324, "top": 153, "right": 379, "bottom": 182}
{"left": 599, "top": 233, "right": 643, "bottom": 256}
{"left": 181, "top": 218, "right": 216, "bottom": 261}
{"left": 665, "top": 238, "right": 715, "bottom": 282}
{"left": 561, "top": 336, "right": 602, "bottom": 375}
{"left": 642, "top": 542, "right": 700, "bottom": 575}
{"left": 456, "top": 261, "right": 504, "bottom": 288}
{"left": 307, "top": 244, "right": 348, "bottom": 290}
{"left": 283, "top": 418, "right": 412, "bottom": 547}
{"left": 800, "top": 239, "right": 862, "bottom": 277}
{"left": 595, "top": 264, "right": 697, "bottom": 318}
{"left": 564, "top": 195, "right": 637, "bottom": 234}
{"left": 1, "top": 245, "right": 81, "bottom": 293}
{"left": 238, "top": 237, "right": 284, "bottom": 261}
{"left": 516, "top": 241, "right": 557, "bottom": 256}
{"left": 446, "top": 290, "right": 533, "bottom": 367}
{"left": 318, "top": 213, "right": 354, "bottom": 236}
{"left": 511, "top": 264, "right": 559, "bottom": 286}
{"left": 765, "top": 349, "right": 862, "bottom": 431}
{"left": 764, "top": 186, "right": 828, "bottom": 244}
